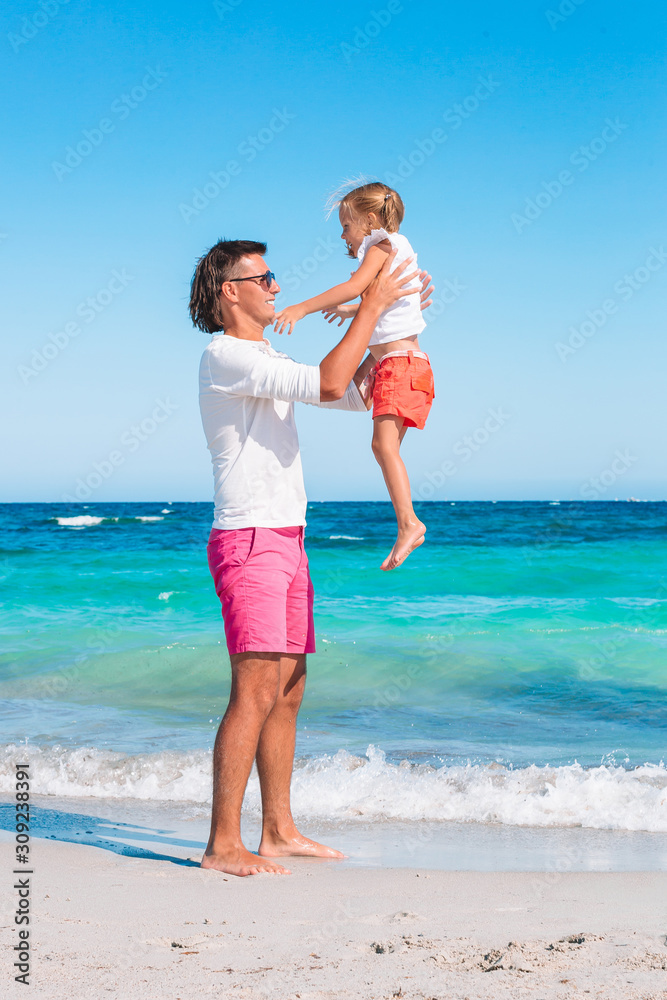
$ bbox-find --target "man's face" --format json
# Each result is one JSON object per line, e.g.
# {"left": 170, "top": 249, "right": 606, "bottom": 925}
{"left": 228, "top": 254, "right": 280, "bottom": 329}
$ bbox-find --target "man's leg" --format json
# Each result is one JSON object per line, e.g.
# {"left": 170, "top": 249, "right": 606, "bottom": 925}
{"left": 371, "top": 414, "right": 426, "bottom": 571}
{"left": 201, "top": 652, "right": 291, "bottom": 876}
{"left": 256, "top": 654, "right": 344, "bottom": 859}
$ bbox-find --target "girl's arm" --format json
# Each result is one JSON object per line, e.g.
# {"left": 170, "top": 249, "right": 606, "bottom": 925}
{"left": 274, "top": 243, "right": 391, "bottom": 335}
{"left": 323, "top": 269, "right": 434, "bottom": 327}
{"left": 322, "top": 303, "right": 359, "bottom": 326}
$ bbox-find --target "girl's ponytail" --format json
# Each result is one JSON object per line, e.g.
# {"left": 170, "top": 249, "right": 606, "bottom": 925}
{"left": 333, "top": 181, "right": 405, "bottom": 234}
{"left": 380, "top": 189, "right": 403, "bottom": 234}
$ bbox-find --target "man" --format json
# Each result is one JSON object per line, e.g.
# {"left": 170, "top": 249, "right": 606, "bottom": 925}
{"left": 190, "top": 238, "right": 429, "bottom": 877}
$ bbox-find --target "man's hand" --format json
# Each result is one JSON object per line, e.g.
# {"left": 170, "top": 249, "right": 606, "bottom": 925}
{"left": 321, "top": 303, "right": 359, "bottom": 327}
{"left": 360, "top": 250, "right": 420, "bottom": 313}
{"left": 274, "top": 304, "right": 305, "bottom": 336}
{"left": 319, "top": 253, "right": 427, "bottom": 401}
{"left": 419, "top": 270, "right": 434, "bottom": 311}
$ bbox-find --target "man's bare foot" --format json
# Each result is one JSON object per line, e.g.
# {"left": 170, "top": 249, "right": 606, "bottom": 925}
{"left": 258, "top": 829, "right": 345, "bottom": 860}
{"left": 201, "top": 846, "right": 291, "bottom": 877}
{"left": 381, "top": 521, "right": 426, "bottom": 571}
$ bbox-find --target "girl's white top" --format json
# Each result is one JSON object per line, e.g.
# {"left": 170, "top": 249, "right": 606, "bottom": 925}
{"left": 357, "top": 228, "right": 426, "bottom": 346}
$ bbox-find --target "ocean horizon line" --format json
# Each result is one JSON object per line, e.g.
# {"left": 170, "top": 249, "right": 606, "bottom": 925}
{"left": 1, "top": 498, "right": 666, "bottom": 506}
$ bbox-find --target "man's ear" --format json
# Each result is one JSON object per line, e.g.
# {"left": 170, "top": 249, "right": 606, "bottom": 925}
{"left": 217, "top": 281, "right": 238, "bottom": 329}
{"left": 219, "top": 281, "right": 239, "bottom": 306}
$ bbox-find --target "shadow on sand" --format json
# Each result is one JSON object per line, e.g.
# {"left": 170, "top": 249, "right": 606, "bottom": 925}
{"left": 0, "top": 802, "right": 202, "bottom": 867}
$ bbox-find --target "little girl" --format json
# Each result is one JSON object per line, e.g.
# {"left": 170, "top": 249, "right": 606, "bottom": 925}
{"left": 274, "top": 181, "right": 434, "bottom": 571}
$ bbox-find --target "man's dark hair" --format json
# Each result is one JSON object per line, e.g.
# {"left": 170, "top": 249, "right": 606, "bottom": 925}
{"left": 189, "top": 239, "right": 267, "bottom": 333}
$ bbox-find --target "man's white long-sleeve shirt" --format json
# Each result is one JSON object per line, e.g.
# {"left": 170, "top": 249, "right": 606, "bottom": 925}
{"left": 199, "top": 334, "right": 365, "bottom": 530}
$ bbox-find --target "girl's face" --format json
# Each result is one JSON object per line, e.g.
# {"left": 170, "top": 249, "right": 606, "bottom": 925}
{"left": 339, "top": 206, "right": 369, "bottom": 258}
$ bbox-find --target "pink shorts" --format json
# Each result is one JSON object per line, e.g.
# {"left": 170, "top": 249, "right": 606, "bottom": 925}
{"left": 207, "top": 526, "right": 316, "bottom": 656}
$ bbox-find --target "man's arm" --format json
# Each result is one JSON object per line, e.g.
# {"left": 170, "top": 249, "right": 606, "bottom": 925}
{"left": 319, "top": 252, "right": 419, "bottom": 402}
{"left": 204, "top": 344, "right": 321, "bottom": 406}
{"left": 313, "top": 353, "right": 373, "bottom": 411}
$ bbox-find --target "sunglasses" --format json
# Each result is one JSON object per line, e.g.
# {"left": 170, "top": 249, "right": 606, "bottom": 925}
{"left": 229, "top": 270, "right": 275, "bottom": 289}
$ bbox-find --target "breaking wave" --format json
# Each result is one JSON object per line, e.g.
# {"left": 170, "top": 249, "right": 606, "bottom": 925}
{"left": 2, "top": 744, "right": 665, "bottom": 832}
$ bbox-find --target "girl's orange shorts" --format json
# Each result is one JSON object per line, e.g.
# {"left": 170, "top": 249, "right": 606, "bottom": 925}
{"left": 371, "top": 353, "right": 435, "bottom": 430}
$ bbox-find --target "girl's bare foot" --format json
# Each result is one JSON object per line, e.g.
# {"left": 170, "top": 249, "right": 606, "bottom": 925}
{"left": 381, "top": 521, "right": 426, "bottom": 571}
{"left": 258, "top": 829, "right": 345, "bottom": 860}
{"left": 201, "top": 846, "right": 291, "bottom": 877}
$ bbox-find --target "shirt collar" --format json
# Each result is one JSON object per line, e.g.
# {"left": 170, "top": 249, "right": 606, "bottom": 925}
{"left": 216, "top": 334, "right": 274, "bottom": 353}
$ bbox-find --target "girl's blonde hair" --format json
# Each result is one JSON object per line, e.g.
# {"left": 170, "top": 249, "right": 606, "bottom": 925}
{"left": 328, "top": 179, "right": 405, "bottom": 236}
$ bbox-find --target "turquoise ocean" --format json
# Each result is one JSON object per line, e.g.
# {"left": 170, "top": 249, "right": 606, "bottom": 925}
{"left": 1, "top": 501, "right": 666, "bottom": 864}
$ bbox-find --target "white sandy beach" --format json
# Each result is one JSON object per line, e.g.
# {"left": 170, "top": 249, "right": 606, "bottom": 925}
{"left": 4, "top": 837, "right": 666, "bottom": 1000}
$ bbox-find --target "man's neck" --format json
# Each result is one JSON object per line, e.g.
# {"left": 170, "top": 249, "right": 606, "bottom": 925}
{"left": 222, "top": 317, "right": 267, "bottom": 342}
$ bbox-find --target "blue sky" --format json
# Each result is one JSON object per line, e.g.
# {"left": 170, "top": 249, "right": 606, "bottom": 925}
{"left": 2, "top": 0, "right": 665, "bottom": 502}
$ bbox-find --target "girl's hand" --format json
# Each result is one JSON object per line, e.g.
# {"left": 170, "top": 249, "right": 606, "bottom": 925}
{"left": 274, "top": 304, "right": 305, "bottom": 335}
{"left": 321, "top": 304, "right": 359, "bottom": 326}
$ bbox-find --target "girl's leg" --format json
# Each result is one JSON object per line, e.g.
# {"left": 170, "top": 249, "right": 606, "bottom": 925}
{"left": 371, "top": 414, "right": 426, "bottom": 570}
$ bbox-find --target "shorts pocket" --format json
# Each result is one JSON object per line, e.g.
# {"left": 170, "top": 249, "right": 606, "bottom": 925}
{"left": 208, "top": 528, "right": 257, "bottom": 577}
{"left": 232, "top": 527, "right": 257, "bottom": 567}
{"left": 411, "top": 371, "right": 434, "bottom": 398}
{"left": 374, "top": 367, "right": 395, "bottom": 403}
{"left": 210, "top": 528, "right": 258, "bottom": 600}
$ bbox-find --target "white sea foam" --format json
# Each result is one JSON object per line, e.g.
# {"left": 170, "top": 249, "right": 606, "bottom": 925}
{"left": 55, "top": 515, "right": 156, "bottom": 528}
{"left": 2, "top": 744, "right": 665, "bottom": 832}
{"left": 55, "top": 516, "right": 104, "bottom": 527}
{"left": 329, "top": 535, "right": 364, "bottom": 540}
{"left": 0, "top": 745, "right": 210, "bottom": 803}
{"left": 160, "top": 509, "right": 173, "bottom": 514}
